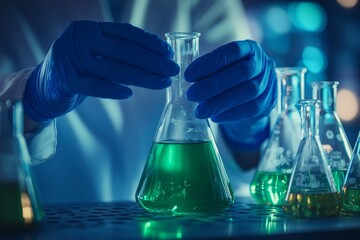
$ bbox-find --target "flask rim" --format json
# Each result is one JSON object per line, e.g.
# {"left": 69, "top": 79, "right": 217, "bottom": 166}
{"left": 165, "top": 32, "right": 201, "bottom": 40}
{"left": 275, "top": 67, "right": 307, "bottom": 75}
{"left": 312, "top": 80, "right": 339, "bottom": 87}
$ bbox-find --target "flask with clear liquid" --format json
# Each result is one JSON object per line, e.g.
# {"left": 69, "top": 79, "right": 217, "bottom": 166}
{"left": 135, "top": 32, "right": 234, "bottom": 215}
{"left": 0, "top": 100, "right": 44, "bottom": 229}
{"left": 250, "top": 67, "right": 306, "bottom": 206}
{"left": 342, "top": 131, "right": 360, "bottom": 213}
{"left": 283, "top": 100, "right": 341, "bottom": 218}
{"left": 312, "top": 81, "right": 352, "bottom": 192}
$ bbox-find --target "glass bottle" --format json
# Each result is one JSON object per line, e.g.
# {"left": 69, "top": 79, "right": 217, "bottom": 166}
{"left": 312, "top": 81, "right": 352, "bottom": 192}
{"left": 250, "top": 67, "right": 306, "bottom": 206}
{"left": 342, "top": 131, "right": 360, "bottom": 213}
{"left": 283, "top": 100, "right": 341, "bottom": 218}
{"left": 0, "top": 100, "right": 44, "bottom": 229}
{"left": 135, "top": 32, "right": 234, "bottom": 215}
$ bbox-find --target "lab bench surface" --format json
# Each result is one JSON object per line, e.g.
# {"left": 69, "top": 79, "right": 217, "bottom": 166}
{"left": 2, "top": 197, "right": 360, "bottom": 239}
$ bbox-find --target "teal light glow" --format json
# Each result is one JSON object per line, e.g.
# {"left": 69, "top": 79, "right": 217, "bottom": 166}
{"left": 302, "top": 46, "right": 327, "bottom": 74}
{"left": 266, "top": 7, "right": 291, "bottom": 34}
{"left": 288, "top": 2, "right": 327, "bottom": 32}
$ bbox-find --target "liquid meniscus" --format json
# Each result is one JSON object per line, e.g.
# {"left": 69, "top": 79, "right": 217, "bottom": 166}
{"left": 342, "top": 186, "right": 360, "bottom": 213}
{"left": 136, "top": 141, "right": 234, "bottom": 215}
{"left": 250, "top": 171, "right": 291, "bottom": 206}
{"left": 283, "top": 191, "right": 341, "bottom": 218}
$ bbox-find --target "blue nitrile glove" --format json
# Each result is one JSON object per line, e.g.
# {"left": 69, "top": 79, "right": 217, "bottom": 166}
{"left": 184, "top": 40, "right": 277, "bottom": 152}
{"left": 23, "top": 21, "right": 179, "bottom": 123}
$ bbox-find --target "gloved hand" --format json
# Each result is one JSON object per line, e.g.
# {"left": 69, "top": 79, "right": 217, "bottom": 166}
{"left": 184, "top": 40, "right": 277, "bottom": 150}
{"left": 23, "top": 21, "right": 179, "bottom": 123}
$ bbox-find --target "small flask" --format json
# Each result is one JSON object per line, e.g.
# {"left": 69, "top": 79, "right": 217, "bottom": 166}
{"left": 283, "top": 100, "right": 341, "bottom": 218}
{"left": 250, "top": 67, "right": 306, "bottom": 206}
{"left": 0, "top": 100, "right": 44, "bottom": 229}
{"left": 135, "top": 32, "right": 234, "bottom": 215}
{"left": 341, "top": 131, "right": 360, "bottom": 213}
{"left": 312, "top": 81, "right": 352, "bottom": 192}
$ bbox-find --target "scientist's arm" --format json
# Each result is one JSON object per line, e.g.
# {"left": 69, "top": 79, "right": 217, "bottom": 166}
{"left": 185, "top": 40, "right": 277, "bottom": 170}
{"left": 0, "top": 68, "right": 57, "bottom": 164}
{"left": 17, "top": 20, "right": 178, "bottom": 164}
{"left": 23, "top": 20, "right": 179, "bottom": 123}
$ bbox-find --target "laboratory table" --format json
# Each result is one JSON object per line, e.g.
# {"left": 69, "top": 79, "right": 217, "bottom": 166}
{"left": 2, "top": 197, "right": 360, "bottom": 239}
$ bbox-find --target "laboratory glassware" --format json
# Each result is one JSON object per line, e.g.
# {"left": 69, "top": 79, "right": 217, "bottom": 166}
{"left": 250, "top": 67, "right": 306, "bottom": 206}
{"left": 283, "top": 100, "right": 341, "bottom": 218}
{"left": 312, "top": 81, "right": 352, "bottom": 192}
{"left": 0, "top": 100, "right": 44, "bottom": 228}
{"left": 135, "top": 32, "right": 234, "bottom": 215}
{"left": 342, "top": 131, "right": 360, "bottom": 213}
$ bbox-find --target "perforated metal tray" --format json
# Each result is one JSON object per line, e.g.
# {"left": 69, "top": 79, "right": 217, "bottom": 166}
{"left": 3, "top": 197, "right": 360, "bottom": 239}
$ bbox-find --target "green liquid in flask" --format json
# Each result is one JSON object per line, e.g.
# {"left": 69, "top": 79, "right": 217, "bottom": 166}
{"left": 342, "top": 186, "right": 360, "bottom": 213}
{"left": 250, "top": 171, "right": 291, "bottom": 206}
{"left": 332, "top": 169, "right": 347, "bottom": 193}
{"left": 283, "top": 191, "right": 341, "bottom": 218}
{"left": 0, "top": 182, "right": 23, "bottom": 227}
{"left": 136, "top": 141, "right": 234, "bottom": 215}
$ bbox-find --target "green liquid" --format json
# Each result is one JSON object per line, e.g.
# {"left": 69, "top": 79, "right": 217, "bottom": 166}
{"left": 250, "top": 171, "right": 291, "bottom": 206}
{"left": 332, "top": 169, "right": 347, "bottom": 193}
{"left": 0, "top": 182, "right": 23, "bottom": 227}
{"left": 342, "top": 186, "right": 360, "bottom": 213}
{"left": 0, "top": 182, "right": 43, "bottom": 229}
{"left": 136, "top": 141, "right": 234, "bottom": 215}
{"left": 283, "top": 192, "right": 341, "bottom": 218}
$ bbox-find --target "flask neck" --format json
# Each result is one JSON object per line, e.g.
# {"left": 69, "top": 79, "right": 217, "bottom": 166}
{"left": 0, "top": 100, "right": 23, "bottom": 139}
{"left": 276, "top": 68, "right": 306, "bottom": 112}
{"left": 312, "top": 81, "right": 338, "bottom": 112}
{"left": 298, "top": 100, "right": 320, "bottom": 139}
{"left": 166, "top": 32, "right": 200, "bottom": 104}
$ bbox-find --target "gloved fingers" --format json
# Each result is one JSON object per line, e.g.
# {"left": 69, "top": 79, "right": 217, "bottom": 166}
{"left": 187, "top": 58, "right": 264, "bottom": 102}
{"left": 85, "top": 23, "right": 178, "bottom": 77}
{"left": 98, "top": 22, "right": 173, "bottom": 57}
{"left": 76, "top": 76, "right": 133, "bottom": 99}
{"left": 209, "top": 67, "right": 277, "bottom": 123}
{"left": 185, "top": 40, "right": 262, "bottom": 82}
{"left": 88, "top": 58, "right": 171, "bottom": 90}
{"left": 194, "top": 58, "right": 276, "bottom": 119}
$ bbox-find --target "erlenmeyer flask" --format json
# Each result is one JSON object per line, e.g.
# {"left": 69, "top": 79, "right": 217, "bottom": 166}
{"left": 0, "top": 100, "right": 44, "bottom": 229}
{"left": 250, "top": 67, "right": 306, "bottom": 206}
{"left": 136, "top": 32, "right": 234, "bottom": 215}
{"left": 283, "top": 100, "right": 341, "bottom": 218}
{"left": 342, "top": 131, "right": 360, "bottom": 213}
{"left": 312, "top": 81, "right": 352, "bottom": 192}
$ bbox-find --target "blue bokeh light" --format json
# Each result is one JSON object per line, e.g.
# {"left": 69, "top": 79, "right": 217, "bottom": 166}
{"left": 288, "top": 2, "right": 327, "bottom": 32}
{"left": 302, "top": 46, "right": 328, "bottom": 74}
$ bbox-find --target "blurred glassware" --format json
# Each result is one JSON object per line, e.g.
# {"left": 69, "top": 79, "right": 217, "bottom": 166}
{"left": 250, "top": 67, "right": 306, "bottom": 206}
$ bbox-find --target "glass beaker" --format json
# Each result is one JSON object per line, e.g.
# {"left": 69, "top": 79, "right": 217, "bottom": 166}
{"left": 312, "top": 81, "right": 352, "bottom": 192}
{"left": 342, "top": 131, "right": 360, "bottom": 213}
{"left": 250, "top": 67, "right": 306, "bottom": 206}
{"left": 0, "top": 100, "right": 44, "bottom": 229}
{"left": 283, "top": 100, "right": 341, "bottom": 218}
{"left": 135, "top": 32, "right": 234, "bottom": 215}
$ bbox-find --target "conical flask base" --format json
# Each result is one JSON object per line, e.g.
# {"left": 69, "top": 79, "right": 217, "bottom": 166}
{"left": 136, "top": 141, "right": 234, "bottom": 215}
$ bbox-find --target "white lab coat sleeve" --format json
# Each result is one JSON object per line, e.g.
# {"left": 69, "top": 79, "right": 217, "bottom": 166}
{"left": 0, "top": 68, "right": 57, "bottom": 165}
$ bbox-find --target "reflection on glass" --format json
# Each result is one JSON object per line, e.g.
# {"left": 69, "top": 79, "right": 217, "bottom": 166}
{"left": 141, "top": 221, "right": 183, "bottom": 239}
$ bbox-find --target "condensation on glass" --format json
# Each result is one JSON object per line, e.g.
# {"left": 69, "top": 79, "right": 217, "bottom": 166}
{"left": 135, "top": 32, "right": 234, "bottom": 215}
{"left": 250, "top": 67, "right": 306, "bottom": 206}
{"left": 312, "top": 81, "right": 352, "bottom": 192}
{"left": 283, "top": 100, "right": 341, "bottom": 218}
{"left": 0, "top": 100, "right": 44, "bottom": 229}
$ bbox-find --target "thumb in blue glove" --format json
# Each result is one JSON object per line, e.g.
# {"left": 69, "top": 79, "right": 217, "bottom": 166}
{"left": 23, "top": 21, "right": 179, "bottom": 123}
{"left": 184, "top": 40, "right": 277, "bottom": 163}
